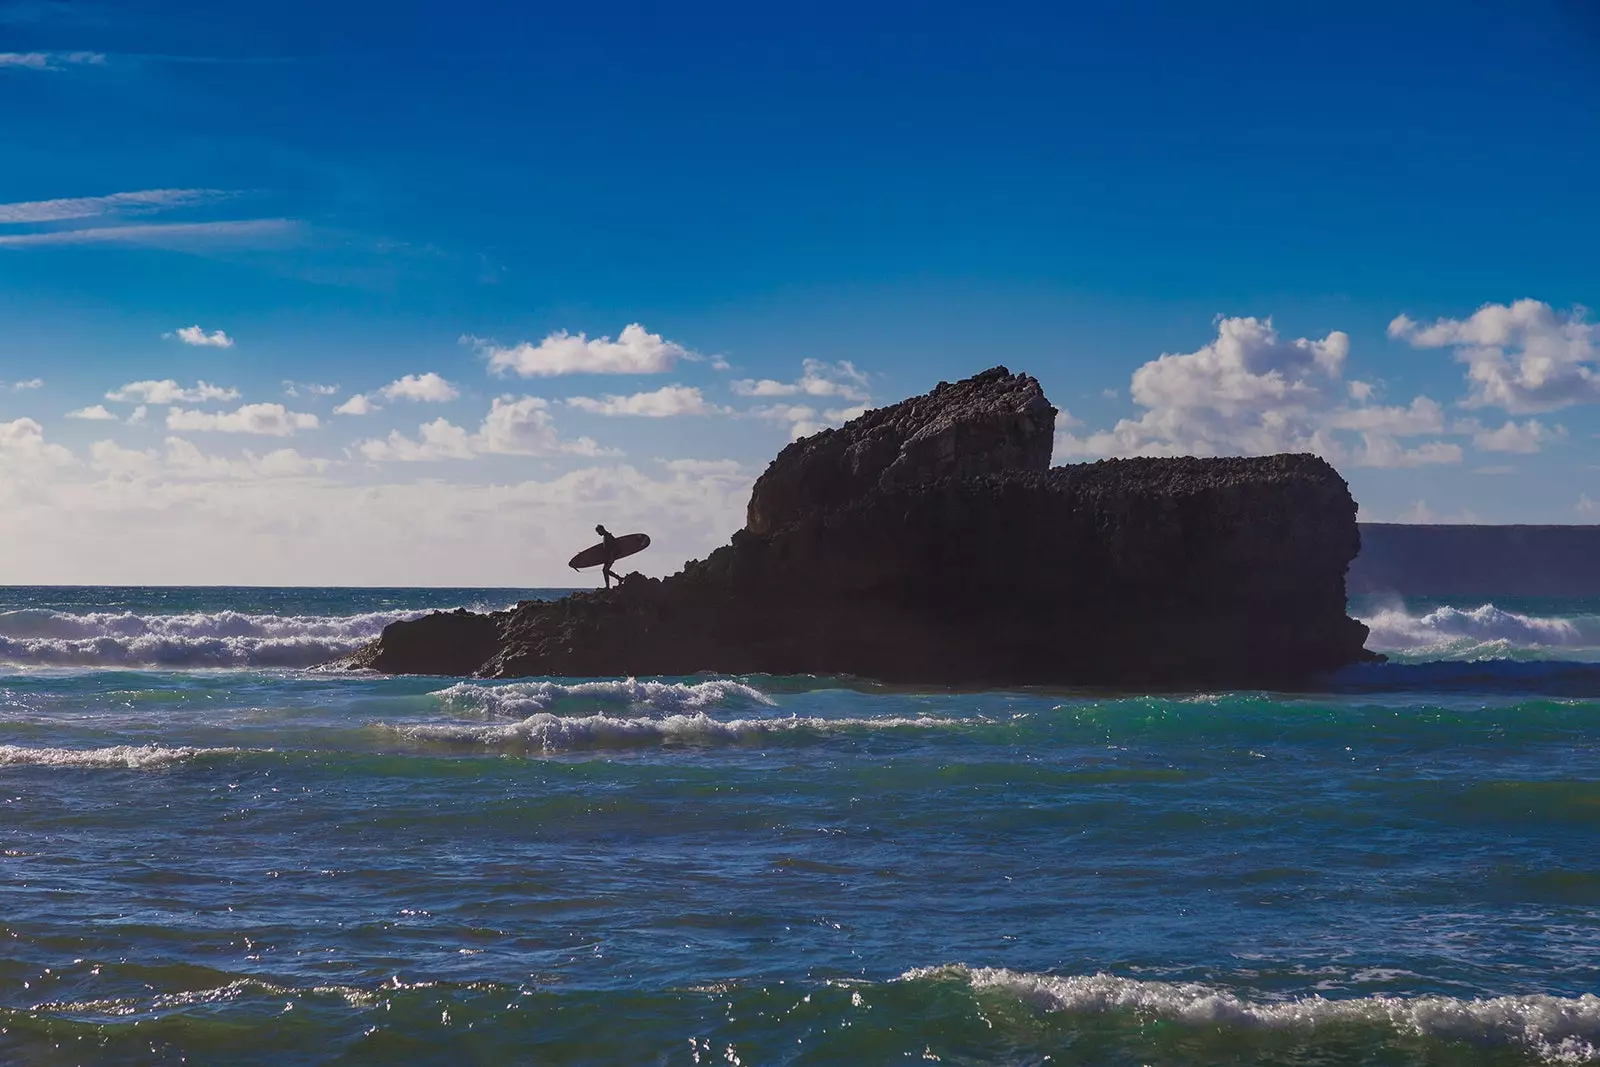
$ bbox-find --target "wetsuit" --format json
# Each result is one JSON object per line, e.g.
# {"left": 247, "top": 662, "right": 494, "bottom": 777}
{"left": 599, "top": 528, "right": 620, "bottom": 588}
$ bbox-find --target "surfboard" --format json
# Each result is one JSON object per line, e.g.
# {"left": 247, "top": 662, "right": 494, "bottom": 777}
{"left": 568, "top": 533, "right": 651, "bottom": 570}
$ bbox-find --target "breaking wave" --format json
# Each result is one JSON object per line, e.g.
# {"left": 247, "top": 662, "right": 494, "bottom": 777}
{"left": 0, "top": 608, "right": 428, "bottom": 668}
{"left": 904, "top": 965, "right": 1600, "bottom": 1063}
{"left": 431, "top": 677, "right": 777, "bottom": 717}
{"left": 1358, "top": 602, "right": 1600, "bottom": 661}
{"left": 0, "top": 743, "right": 243, "bottom": 769}
{"left": 386, "top": 711, "right": 951, "bottom": 751}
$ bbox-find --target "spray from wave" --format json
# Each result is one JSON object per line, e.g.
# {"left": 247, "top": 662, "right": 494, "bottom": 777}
{"left": 904, "top": 965, "right": 1600, "bottom": 1063}
{"left": 1357, "top": 601, "right": 1600, "bottom": 662}
{"left": 0, "top": 608, "right": 437, "bottom": 668}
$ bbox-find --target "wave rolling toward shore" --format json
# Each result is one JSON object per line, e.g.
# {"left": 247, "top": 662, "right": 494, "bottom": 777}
{"left": 1, "top": 587, "right": 1598, "bottom": 1064}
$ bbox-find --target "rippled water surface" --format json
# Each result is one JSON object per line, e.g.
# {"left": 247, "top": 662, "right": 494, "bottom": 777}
{"left": 1, "top": 589, "right": 1598, "bottom": 1064}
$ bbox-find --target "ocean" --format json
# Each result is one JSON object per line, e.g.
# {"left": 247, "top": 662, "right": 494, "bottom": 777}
{"left": 1, "top": 586, "right": 1597, "bottom": 1065}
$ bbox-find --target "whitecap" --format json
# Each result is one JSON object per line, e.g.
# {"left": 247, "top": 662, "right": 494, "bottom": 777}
{"left": 0, "top": 743, "right": 242, "bottom": 769}
{"left": 0, "top": 607, "right": 442, "bottom": 668}
{"left": 903, "top": 965, "right": 1600, "bottom": 1063}
{"left": 386, "top": 711, "right": 952, "bottom": 751}
{"left": 431, "top": 677, "right": 776, "bottom": 717}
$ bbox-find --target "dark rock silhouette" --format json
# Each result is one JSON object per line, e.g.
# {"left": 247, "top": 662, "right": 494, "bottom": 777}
{"left": 343, "top": 367, "right": 1374, "bottom": 686}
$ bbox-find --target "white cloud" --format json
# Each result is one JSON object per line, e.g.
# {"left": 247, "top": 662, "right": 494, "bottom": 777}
{"left": 166, "top": 403, "right": 319, "bottom": 436}
{"left": 658, "top": 458, "right": 745, "bottom": 476}
{"left": 1470, "top": 418, "right": 1564, "bottom": 454}
{"left": 357, "top": 418, "right": 475, "bottom": 462}
{"left": 566, "top": 385, "right": 722, "bottom": 418}
{"left": 380, "top": 372, "right": 459, "bottom": 403}
{"left": 333, "top": 394, "right": 377, "bottom": 416}
{"left": 10, "top": 378, "right": 42, "bottom": 390}
{"left": 0, "top": 50, "right": 102, "bottom": 70}
{"left": 477, "top": 396, "right": 609, "bottom": 456}
{"left": 1580, "top": 493, "right": 1599, "bottom": 517}
{"left": 282, "top": 381, "right": 339, "bottom": 398}
{"left": 731, "top": 359, "right": 870, "bottom": 403}
{"left": 107, "top": 380, "right": 239, "bottom": 405}
{"left": 469, "top": 323, "right": 690, "bottom": 377}
{"left": 1389, "top": 300, "right": 1599, "bottom": 413}
{"left": 67, "top": 404, "right": 117, "bottom": 421}
{"left": 0, "top": 218, "right": 297, "bottom": 248}
{"left": 91, "top": 438, "right": 328, "bottom": 481}
{"left": 126, "top": 405, "right": 147, "bottom": 426}
{"left": 172, "top": 325, "right": 234, "bottom": 348}
{"left": 0, "top": 417, "right": 74, "bottom": 468}
{"left": 357, "top": 396, "right": 611, "bottom": 462}
{"left": 1055, "top": 315, "right": 1461, "bottom": 469}
{"left": 0, "top": 188, "right": 229, "bottom": 224}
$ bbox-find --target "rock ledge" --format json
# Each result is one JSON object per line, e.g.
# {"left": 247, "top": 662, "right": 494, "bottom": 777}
{"left": 342, "top": 367, "right": 1373, "bottom": 686}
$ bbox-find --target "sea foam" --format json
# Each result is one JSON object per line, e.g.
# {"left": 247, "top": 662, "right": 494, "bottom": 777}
{"left": 1359, "top": 602, "right": 1600, "bottom": 660}
{"left": 432, "top": 677, "right": 777, "bottom": 717}
{"left": 0, "top": 607, "right": 429, "bottom": 668}
{"left": 904, "top": 966, "right": 1600, "bottom": 1063}
{"left": 387, "top": 710, "right": 950, "bottom": 751}
{"left": 0, "top": 743, "right": 242, "bottom": 769}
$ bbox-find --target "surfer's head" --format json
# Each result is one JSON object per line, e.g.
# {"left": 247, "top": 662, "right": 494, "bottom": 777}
{"left": 595, "top": 524, "right": 607, "bottom": 535}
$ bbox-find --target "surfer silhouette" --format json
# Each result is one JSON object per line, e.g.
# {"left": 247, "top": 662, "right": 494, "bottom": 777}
{"left": 595, "top": 524, "right": 621, "bottom": 589}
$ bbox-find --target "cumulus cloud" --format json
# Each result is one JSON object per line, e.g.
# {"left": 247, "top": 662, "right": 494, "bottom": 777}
{"left": 333, "top": 394, "right": 376, "bottom": 416}
{"left": 165, "top": 403, "right": 319, "bottom": 436}
{"left": 171, "top": 325, "right": 234, "bottom": 348}
{"left": 566, "top": 385, "right": 722, "bottom": 418}
{"left": 1055, "top": 315, "right": 1461, "bottom": 469}
{"left": 357, "top": 418, "right": 475, "bottom": 462}
{"left": 1468, "top": 418, "right": 1565, "bottom": 454}
{"left": 468, "top": 324, "right": 690, "bottom": 377}
{"left": 90, "top": 437, "right": 328, "bottom": 481}
{"left": 1389, "top": 300, "right": 1599, "bottom": 413}
{"left": 0, "top": 417, "right": 74, "bottom": 468}
{"left": 106, "top": 380, "right": 239, "bottom": 405}
{"left": 1580, "top": 494, "right": 1599, "bottom": 517}
{"left": 732, "top": 359, "right": 870, "bottom": 403}
{"left": 67, "top": 404, "right": 117, "bottom": 421}
{"left": 282, "top": 381, "right": 339, "bottom": 398}
{"left": 357, "top": 396, "right": 611, "bottom": 462}
{"left": 379, "top": 372, "right": 459, "bottom": 403}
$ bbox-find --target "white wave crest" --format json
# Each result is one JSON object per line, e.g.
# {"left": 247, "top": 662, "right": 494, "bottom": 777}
{"left": 0, "top": 743, "right": 241, "bottom": 769}
{"left": 388, "top": 711, "right": 950, "bottom": 751}
{"left": 903, "top": 965, "right": 1600, "bottom": 1063}
{"left": 432, "top": 677, "right": 777, "bottom": 717}
{"left": 1359, "top": 603, "right": 1600, "bottom": 659}
{"left": 0, "top": 607, "right": 429, "bottom": 668}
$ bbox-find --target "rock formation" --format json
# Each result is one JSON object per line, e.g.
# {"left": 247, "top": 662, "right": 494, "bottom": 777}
{"left": 343, "top": 367, "right": 1374, "bottom": 686}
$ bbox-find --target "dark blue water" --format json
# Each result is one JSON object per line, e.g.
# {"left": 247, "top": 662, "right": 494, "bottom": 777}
{"left": 1, "top": 589, "right": 1597, "bottom": 1064}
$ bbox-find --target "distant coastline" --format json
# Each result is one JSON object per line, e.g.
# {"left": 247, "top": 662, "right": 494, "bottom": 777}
{"left": 1352, "top": 523, "right": 1600, "bottom": 596}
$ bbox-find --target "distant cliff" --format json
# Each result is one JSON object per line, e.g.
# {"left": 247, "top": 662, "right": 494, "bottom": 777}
{"left": 342, "top": 367, "right": 1375, "bottom": 686}
{"left": 1351, "top": 524, "right": 1600, "bottom": 596}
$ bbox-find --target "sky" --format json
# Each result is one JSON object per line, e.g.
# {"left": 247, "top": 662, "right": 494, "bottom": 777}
{"left": 2, "top": 0, "right": 1598, "bottom": 584}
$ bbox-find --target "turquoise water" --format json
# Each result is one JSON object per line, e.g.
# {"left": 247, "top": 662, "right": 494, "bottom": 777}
{"left": 2, "top": 589, "right": 1598, "bottom": 1064}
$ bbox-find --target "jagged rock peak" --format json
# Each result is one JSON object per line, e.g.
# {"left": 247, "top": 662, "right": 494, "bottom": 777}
{"left": 745, "top": 365, "right": 1057, "bottom": 535}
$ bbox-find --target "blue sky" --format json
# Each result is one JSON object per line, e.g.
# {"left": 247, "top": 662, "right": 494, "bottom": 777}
{"left": 1, "top": 0, "right": 1598, "bottom": 583}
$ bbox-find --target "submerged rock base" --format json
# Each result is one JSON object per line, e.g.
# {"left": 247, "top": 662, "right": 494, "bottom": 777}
{"left": 344, "top": 368, "right": 1373, "bottom": 686}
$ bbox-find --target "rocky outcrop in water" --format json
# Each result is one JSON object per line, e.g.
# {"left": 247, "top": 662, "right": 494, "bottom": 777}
{"left": 344, "top": 367, "right": 1373, "bottom": 686}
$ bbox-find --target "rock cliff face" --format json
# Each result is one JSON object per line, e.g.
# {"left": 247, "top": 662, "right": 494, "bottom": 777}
{"left": 344, "top": 367, "right": 1373, "bottom": 686}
